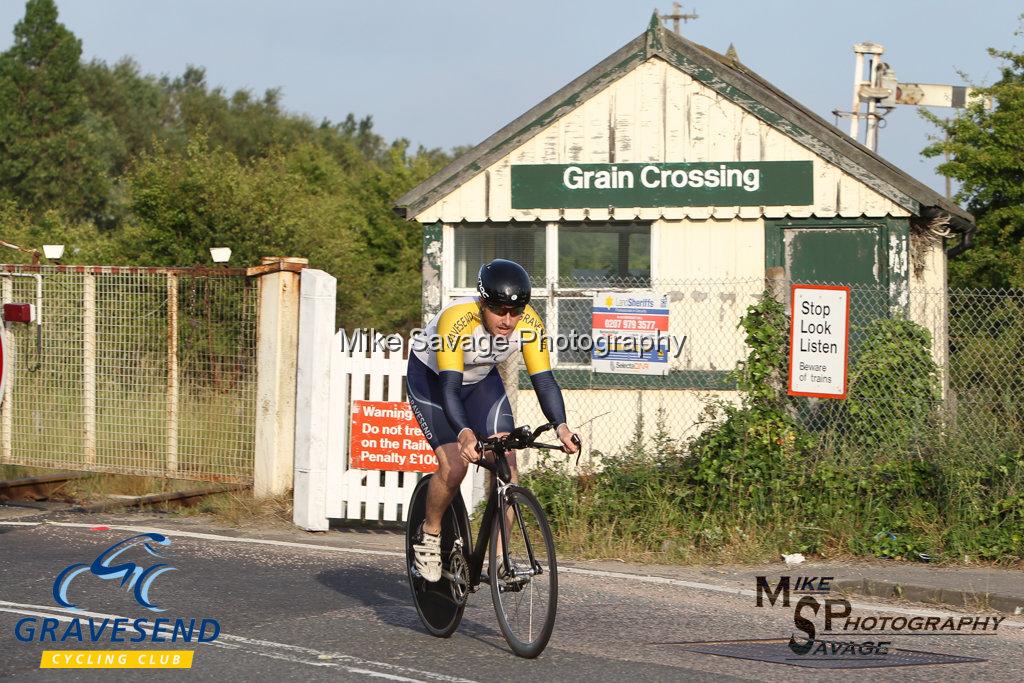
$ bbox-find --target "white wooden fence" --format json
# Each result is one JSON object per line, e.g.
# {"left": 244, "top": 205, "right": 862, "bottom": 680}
{"left": 293, "top": 269, "right": 483, "bottom": 530}
{"left": 324, "top": 333, "right": 483, "bottom": 524}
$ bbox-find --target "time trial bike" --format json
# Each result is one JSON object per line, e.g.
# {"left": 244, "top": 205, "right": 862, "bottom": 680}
{"left": 405, "top": 423, "right": 580, "bottom": 658}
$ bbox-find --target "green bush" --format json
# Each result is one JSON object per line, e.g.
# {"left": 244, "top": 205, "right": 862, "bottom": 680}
{"left": 525, "top": 292, "right": 1024, "bottom": 565}
{"left": 827, "top": 317, "right": 940, "bottom": 450}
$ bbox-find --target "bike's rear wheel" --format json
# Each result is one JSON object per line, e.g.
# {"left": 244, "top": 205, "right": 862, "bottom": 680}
{"left": 489, "top": 486, "right": 558, "bottom": 658}
{"left": 405, "top": 474, "right": 472, "bottom": 637}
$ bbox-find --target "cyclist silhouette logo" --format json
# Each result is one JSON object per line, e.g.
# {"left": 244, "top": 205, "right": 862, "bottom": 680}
{"left": 52, "top": 533, "right": 177, "bottom": 612}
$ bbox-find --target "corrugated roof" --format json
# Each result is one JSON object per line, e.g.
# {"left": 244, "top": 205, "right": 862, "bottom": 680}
{"left": 395, "top": 15, "right": 973, "bottom": 233}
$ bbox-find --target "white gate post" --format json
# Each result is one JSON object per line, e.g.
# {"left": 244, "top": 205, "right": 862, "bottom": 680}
{"left": 293, "top": 269, "right": 336, "bottom": 530}
{"left": 254, "top": 257, "right": 305, "bottom": 497}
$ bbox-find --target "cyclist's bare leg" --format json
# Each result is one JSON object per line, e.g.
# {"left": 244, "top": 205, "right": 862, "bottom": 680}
{"left": 423, "top": 442, "right": 466, "bottom": 536}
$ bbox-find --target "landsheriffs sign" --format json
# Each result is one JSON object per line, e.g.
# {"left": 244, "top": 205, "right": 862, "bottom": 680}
{"left": 591, "top": 292, "right": 670, "bottom": 376}
{"left": 510, "top": 161, "right": 812, "bottom": 209}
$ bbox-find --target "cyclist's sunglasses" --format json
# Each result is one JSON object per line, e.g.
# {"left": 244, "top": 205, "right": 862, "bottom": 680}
{"left": 483, "top": 301, "right": 526, "bottom": 317}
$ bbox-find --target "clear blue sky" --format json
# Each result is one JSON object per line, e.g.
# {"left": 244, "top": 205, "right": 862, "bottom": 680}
{"left": 1, "top": 1, "right": 1020, "bottom": 196}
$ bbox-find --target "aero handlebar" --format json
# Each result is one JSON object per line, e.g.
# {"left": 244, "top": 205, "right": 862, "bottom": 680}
{"left": 472, "top": 423, "right": 583, "bottom": 472}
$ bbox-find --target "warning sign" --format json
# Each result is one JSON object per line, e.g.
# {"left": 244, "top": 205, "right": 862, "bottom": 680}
{"left": 349, "top": 400, "right": 437, "bottom": 472}
{"left": 788, "top": 285, "right": 850, "bottom": 399}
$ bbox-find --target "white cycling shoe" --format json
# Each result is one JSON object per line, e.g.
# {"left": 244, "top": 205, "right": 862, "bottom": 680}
{"left": 413, "top": 527, "right": 442, "bottom": 582}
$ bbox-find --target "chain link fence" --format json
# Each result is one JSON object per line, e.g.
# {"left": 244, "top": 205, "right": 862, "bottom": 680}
{"left": 0, "top": 265, "right": 258, "bottom": 482}
{"left": 502, "top": 276, "right": 1024, "bottom": 464}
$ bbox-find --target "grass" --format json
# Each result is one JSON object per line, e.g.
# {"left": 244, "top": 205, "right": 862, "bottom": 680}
{"left": 180, "top": 489, "right": 293, "bottom": 527}
{"left": 1, "top": 383, "right": 254, "bottom": 482}
{"left": 522, "top": 417, "right": 1024, "bottom": 568}
{"left": 0, "top": 463, "right": 289, "bottom": 528}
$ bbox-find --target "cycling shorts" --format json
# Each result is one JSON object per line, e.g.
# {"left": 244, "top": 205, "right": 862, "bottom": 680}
{"left": 406, "top": 354, "right": 514, "bottom": 450}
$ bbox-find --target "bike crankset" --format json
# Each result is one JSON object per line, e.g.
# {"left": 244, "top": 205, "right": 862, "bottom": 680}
{"left": 445, "top": 550, "right": 470, "bottom": 605}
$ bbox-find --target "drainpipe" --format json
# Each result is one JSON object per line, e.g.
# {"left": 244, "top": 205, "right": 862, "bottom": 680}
{"left": 946, "top": 228, "right": 974, "bottom": 259}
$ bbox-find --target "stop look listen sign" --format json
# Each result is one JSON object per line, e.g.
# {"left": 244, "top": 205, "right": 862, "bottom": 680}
{"left": 788, "top": 285, "right": 850, "bottom": 399}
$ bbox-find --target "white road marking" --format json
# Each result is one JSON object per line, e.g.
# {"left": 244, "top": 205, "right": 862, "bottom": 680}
{"left": 561, "top": 566, "right": 754, "bottom": 596}
{"left": 3, "top": 519, "right": 1022, "bottom": 628}
{"left": 2, "top": 520, "right": 403, "bottom": 557}
{"left": 0, "top": 601, "right": 477, "bottom": 683}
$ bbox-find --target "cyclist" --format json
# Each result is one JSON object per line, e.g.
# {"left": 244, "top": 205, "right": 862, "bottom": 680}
{"left": 407, "top": 258, "right": 580, "bottom": 582}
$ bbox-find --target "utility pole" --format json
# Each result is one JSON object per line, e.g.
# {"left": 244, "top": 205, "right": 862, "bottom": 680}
{"left": 659, "top": 2, "right": 698, "bottom": 35}
{"left": 944, "top": 125, "right": 952, "bottom": 201}
{"left": 834, "top": 42, "right": 990, "bottom": 154}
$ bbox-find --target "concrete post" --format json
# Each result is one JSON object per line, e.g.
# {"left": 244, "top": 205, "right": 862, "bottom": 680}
{"left": 254, "top": 257, "right": 306, "bottom": 497}
{"left": 765, "top": 266, "right": 788, "bottom": 306}
{"left": 292, "top": 269, "right": 336, "bottom": 530}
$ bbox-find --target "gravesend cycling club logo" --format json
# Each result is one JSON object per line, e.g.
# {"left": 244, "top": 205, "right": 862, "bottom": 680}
{"left": 53, "top": 532, "right": 177, "bottom": 612}
{"left": 12, "top": 531, "right": 220, "bottom": 669}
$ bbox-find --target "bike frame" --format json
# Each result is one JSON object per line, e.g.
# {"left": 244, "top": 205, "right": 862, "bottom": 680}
{"left": 462, "top": 447, "right": 539, "bottom": 589}
{"left": 459, "top": 423, "right": 571, "bottom": 591}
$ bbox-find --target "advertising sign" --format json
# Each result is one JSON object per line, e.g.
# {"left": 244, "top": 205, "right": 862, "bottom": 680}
{"left": 511, "top": 161, "right": 813, "bottom": 209}
{"left": 788, "top": 285, "right": 850, "bottom": 399}
{"left": 349, "top": 400, "right": 437, "bottom": 472}
{"left": 591, "top": 292, "right": 670, "bottom": 376}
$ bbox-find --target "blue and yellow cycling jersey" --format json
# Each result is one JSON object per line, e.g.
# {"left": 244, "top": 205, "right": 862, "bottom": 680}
{"left": 411, "top": 297, "right": 552, "bottom": 384}
{"left": 407, "top": 297, "right": 567, "bottom": 444}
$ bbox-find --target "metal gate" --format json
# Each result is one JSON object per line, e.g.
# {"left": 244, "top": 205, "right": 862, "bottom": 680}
{"left": 0, "top": 264, "right": 258, "bottom": 483}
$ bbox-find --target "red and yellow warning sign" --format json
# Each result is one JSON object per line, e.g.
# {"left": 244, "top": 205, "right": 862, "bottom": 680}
{"left": 349, "top": 400, "right": 436, "bottom": 472}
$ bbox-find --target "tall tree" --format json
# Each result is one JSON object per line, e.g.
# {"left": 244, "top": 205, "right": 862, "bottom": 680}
{"left": 0, "top": 0, "right": 108, "bottom": 221}
{"left": 923, "top": 37, "right": 1024, "bottom": 288}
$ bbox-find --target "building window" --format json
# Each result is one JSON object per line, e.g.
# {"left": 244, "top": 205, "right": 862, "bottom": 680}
{"left": 559, "top": 224, "right": 650, "bottom": 287}
{"left": 447, "top": 222, "right": 653, "bottom": 368}
{"left": 451, "top": 224, "right": 546, "bottom": 288}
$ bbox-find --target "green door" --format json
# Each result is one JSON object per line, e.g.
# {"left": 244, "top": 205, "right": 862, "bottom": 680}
{"left": 784, "top": 226, "right": 888, "bottom": 329}
{"left": 784, "top": 227, "right": 882, "bottom": 287}
{"left": 766, "top": 218, "right": 910, "bottom": 325}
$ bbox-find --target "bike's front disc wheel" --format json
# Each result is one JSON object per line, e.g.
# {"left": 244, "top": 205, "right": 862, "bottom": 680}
{"left": 489, "top": 486, "right": 558, "bottom": 658}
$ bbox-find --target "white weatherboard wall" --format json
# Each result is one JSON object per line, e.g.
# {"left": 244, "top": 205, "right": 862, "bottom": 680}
{"left": 653, "top": 217, "right": 764, "bottom": 373}
{"left": 413, "top": 58, "right": 912, "bottom": 224}
{"left": 908, "top": 235, "right": 949, "bottom": 396}
{"left": 513, "top": 387, "right": 742, "bottom": 471}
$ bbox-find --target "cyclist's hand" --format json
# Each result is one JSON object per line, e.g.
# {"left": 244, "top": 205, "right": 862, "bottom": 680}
{"left": 457, "top": 428, "right": 481, "bottom": 464}
{"left": 556, "top": 424, "right": 580, "bottom": 454}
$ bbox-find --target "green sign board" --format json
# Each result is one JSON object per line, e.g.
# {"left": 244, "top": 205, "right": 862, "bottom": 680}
{"left": 510, "top": 161, "right": 813, "bottom": 209}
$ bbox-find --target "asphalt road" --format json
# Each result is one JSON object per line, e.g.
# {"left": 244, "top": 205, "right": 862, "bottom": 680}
{"left": 1, "top": 518, "right": 1021, "bottom": 682}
